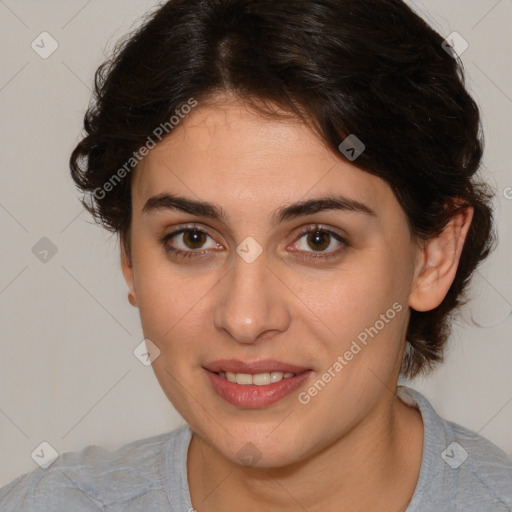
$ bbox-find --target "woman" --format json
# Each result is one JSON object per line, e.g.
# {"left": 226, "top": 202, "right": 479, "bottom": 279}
{"left": 1, "top": 0, "right": 511, "bottom": 510}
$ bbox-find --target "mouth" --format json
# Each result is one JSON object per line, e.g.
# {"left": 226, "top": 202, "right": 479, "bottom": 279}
{"left": 203, "top": 359, "right": 313, "bottom": 408}
{"left": 215, "top": 370, "right": 297, "bottom": 386}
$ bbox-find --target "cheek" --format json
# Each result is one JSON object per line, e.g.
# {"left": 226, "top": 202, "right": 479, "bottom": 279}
{"left": 132, "top": 241, "right": 184, "bottom": 335}
{"left": 135, "top": 268, "right": 210, "bottom": 341}
{"left": 314, "top": 248, "right": 411, "bottom": 380}
{"left": 132, "top": 242, "right": 223, "bottom": 362}
{"left": 320, "top": 252, "right": 404, "bottom": 333}
{"left": 297, "top": 263, "right": 409, "bottom": 426}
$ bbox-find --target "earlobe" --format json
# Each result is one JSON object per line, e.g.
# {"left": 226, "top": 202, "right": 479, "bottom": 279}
{"left": 120, "top": 242, "right": 138, "bottom": 308}
{"left": 409, "top": 205, "right": 474, "bottom": 312}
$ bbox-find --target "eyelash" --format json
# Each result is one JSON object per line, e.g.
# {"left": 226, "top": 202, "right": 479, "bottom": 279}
{"left": 160, "top": 224, "right": 349, "bottom": 262}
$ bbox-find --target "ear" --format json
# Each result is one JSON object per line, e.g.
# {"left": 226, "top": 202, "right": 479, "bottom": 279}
{"left": 121, "top": 240, "right": 138, "bottom": 308}
{"left": 409, "top": 204, "right": 474, "bottom": 312}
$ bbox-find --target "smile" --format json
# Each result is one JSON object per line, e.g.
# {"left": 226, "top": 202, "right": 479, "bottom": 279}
{"left": 203, "top": 360, "right": 313, "bottom": 408}
{"left": 216, "top": 371, "right": 296, "bottom": 385}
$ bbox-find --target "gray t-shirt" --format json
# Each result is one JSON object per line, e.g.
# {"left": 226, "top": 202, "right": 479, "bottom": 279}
{"left": 1, "top": 386, "right": 511, "bottom": 511}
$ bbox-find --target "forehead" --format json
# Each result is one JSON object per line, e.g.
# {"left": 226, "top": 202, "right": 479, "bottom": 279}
{"left": 132, "top": 100, "right": 395, "bottom": 219}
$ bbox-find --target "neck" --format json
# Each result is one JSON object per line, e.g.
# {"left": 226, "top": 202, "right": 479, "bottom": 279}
{"left": 187, "top": 394, "right": 423, "bottom": 512}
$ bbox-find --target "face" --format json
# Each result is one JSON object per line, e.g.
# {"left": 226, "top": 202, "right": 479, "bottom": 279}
{"left": 123, "top": 97, "right": 422, "bottom": 467}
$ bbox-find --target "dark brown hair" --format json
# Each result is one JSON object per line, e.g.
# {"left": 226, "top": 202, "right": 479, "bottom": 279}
{"left": 70, "top": 0, "right": 496, "bottom": 378}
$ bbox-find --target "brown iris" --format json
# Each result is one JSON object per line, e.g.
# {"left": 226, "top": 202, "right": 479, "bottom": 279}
{"left": 183, "top": 230, "right": 208, "bottom": 249}
{"left": 307, "top": 231, "right": 330, "bottom": 251}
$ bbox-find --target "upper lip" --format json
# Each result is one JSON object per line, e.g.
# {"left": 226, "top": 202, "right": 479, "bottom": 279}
{"left": 203, "top": 359, "right": 311, "bottom": 374}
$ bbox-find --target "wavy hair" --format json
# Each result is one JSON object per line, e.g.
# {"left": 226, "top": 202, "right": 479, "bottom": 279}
{"left": 70, "top": 0, "right": 496, "bottom": 378}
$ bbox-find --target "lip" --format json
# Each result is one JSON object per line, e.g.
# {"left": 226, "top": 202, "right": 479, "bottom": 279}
{"left": 203, "top": 359, "right": 311, "bottom": 374}
{"left": 202, "top": 360, "right": 313, "bottom": 408}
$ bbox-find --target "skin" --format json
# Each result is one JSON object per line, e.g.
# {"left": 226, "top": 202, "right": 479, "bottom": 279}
{"left": 121, "top": 94, "right": 474, "bottom": 511}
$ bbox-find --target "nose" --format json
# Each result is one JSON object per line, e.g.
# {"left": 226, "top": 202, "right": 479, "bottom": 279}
{"left": 212, "top": 251, "right": 291, "bottom": 345}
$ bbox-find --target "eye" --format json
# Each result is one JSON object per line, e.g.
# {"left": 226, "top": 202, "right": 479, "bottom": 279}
{"left": 161, "top": 223, "right": 348, "bottom": 262}
{"left": 161, "top": 226, "right": 222, "bottom": 259}
{"left": 289, "top": 224, "right": 348, "bottom": 261}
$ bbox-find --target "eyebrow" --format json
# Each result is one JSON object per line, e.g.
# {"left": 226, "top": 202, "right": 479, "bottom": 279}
{"left": 142, "top": 193, "right": 376, "bottom": 226}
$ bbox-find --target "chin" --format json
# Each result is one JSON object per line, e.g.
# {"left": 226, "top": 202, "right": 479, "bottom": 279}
{"left": 200, "top": 420, "right": 316, "bottom": 469}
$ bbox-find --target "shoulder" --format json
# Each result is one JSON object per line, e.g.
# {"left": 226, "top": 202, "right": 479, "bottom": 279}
{"left": 0, "top": 424, "right": 192, "bottom": 511}
{"left": 445, "top": 418, "right": 512, "bottom": 509}
{"left": 398, "top": 386, "right": 512, "bottom": 511}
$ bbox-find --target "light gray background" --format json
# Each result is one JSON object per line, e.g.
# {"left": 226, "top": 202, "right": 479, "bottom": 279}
{"left": 0, "top": 0, "right": 511, "bottom": 487}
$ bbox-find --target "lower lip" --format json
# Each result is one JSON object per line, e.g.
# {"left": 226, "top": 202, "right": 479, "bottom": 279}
{"left": 204, "top": 369, "right": 313, "bottom": 408}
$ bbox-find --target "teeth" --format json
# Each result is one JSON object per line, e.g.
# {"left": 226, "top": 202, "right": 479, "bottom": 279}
{"left": 253, "top": 372, "right": 271, "bottom": 385}
{"left": 270, "top": 371, "right": 284, "bottom": 383}
{"left": 218, "top": 371, "right": 296, "bottom": 385}
{"left": 236, "top": 373, "right": 253, "bottom": 385}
